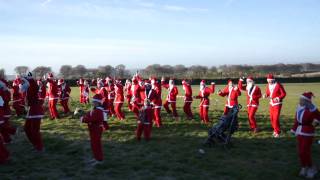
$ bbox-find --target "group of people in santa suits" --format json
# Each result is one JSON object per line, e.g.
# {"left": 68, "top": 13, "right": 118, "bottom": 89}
{"left": 0, "top": 72, "right": 73, "bottom": 164}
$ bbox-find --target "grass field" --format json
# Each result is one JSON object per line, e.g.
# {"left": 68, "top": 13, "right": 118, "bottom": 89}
{"left": 1, "top": 83, "right": 320, "bottom": 180}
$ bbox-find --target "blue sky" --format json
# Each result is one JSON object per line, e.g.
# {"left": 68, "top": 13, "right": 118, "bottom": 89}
{"left": 0, "top": 0, "right": 320, "bottom": 74}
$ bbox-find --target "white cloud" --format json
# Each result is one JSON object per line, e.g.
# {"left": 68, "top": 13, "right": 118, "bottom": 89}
{"left": 163, "top": 5, "right": 208, "bottom": 13}
{"left": 41, "top": 0, "right": 53, "bottom": 7}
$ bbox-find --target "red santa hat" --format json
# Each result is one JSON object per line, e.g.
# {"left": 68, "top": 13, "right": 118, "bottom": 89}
{"left": 58, "top": 79, "right": 64, "bottom": 85}
{"left": 151, "top": 77, "right": 157, "bottom": 84}
{"left": 169, "top": 78, "right": 174, "bottom": 84}
{"left": 301, "top": 92, "right": 314, "bottom": 102}
{"left": 247, "top": 76, "right": 254, "bottom": 81}
{"left": 92, "top": 94, "right": 103, "bottom": 104}
{"left": 227, "top": 79, "right": 233, "bottom": 84}
{"left": 266, "top": 73, "right": 274, "bottom": 80}
{"left": 182, "top": 80, "right": 187, "bottom": 85}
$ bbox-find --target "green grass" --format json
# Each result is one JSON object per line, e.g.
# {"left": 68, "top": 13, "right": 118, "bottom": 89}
{"left": 1, "top": 83, "right": 320, "bottom": 180}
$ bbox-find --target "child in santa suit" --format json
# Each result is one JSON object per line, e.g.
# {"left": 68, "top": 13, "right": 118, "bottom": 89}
{"left": 182, "top": 80, "right": 194, "bottom": 120}
{"left": 80, "top": 94, "right": 108, "bottom": 166}
{"left": 194, "top": 80, "right": 215, "bottom": 124}
{"left": 136, "top": 99, "right": 153, "bottom": 141}
{"left": 130, "top": 77, "right": 143, "bottom": 119}
{"left": 124, "top": 79, "right": 133, "bottom": 111}
{"left": 0, "top": 90, "right": 10, "bottom": 164}
{"left": 238, "top": 76, "right": 262, "bottom": 133}
{"left": 150, "top": 78, "right": 162, "bottom": 127}
{"left": 290, "top": 92, "right": 320, "bottom": 178}
{"left": 264, "top": 73, "right": 286, "bottom": 138}
{"left": 161, "top": 77, "right": 179, "bottom": 120}
{"left": 218, "top": 80, "right": 241, "bottom": 115}
{"left": 77, "top": 78, "right": 90, "bottom": 104}
{"left": 58, "top": 79, "right": 71, "bottom": 114}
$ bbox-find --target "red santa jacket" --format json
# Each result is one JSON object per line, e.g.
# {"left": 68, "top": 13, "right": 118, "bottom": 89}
{"left": 182, "top": 83, "right": 193, "bottom": 102}
{"left": 150, "top": 83, "right": 162, "bottom": 108}
{"left": 46, "top": 79, "right": 59, "bottom": 100}
{"left": 218, "top": 85, "right": 241, "bottom": 108}
{"left": 106, "top": 84, "right": 115, "bottom": 102}
{"left": 59, "top": 84, "right": 71, "bottom": 100}
{"left": 161, "top": 81, "right": 178, "bottom": 102}
{"left": 291, "top": 105, "right": 320, "bottom": 136}
{"left": 125, "top": 83, "right": 132, "bottom": 98}
{"left": 38, "top": 83, "right": 47, "bottom": 102}
{"left": 24, "top": 78, "right": 44, "bottom": 119}
{"left": 0, "top": 89, "right": 5, "bottom": 124}
{"left": 130, "top": 82, "right": 142, "bottom": 104}
{"left": 238, "top": 80, "right": 262, "bottom": 107}
{"left": 90, "top": 87, "right": 109, "bottom": 111}
{"left": 114, "top": 83, "right": 124, "bottom": 103}
{"left": 195, "top": 84, "right": 215, "bottom": 107}
{"left": 265, "top": 82, "right": 286, "bottom": 106}
{"left": 81, "top": 107, "right": 107, "bottom": 131}
{"left": 12, "top": 80, "right": 22, "bottom": 103}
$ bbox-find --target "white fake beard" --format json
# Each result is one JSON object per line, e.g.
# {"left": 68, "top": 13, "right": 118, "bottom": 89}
{"left": 200, "top": 85, "right": 205, "bottom": 91}
{"left": 246, "top": 83, "right": 253, "bottom": 91}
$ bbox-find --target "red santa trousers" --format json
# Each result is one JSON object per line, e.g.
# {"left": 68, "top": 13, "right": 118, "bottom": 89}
{"left": 163, "top": 100, "right": 178, "bottom": 117}
{"left": 183, "top": 102, "right": 193, "bottom": 119}
{"left": 297, "top": 135, "right": 313, "bottom": 167}
{"left": 199, "top": 106, "right": 209, "bottom": 123}
{"left": 0, "top": 116, "right": 16, "bottom": 144}
{"left": 89, "top": 127, "right": 103, "bottom": 161}
{"left": 49, "top": 99, "right": 59, "bottom": 119}
{"left": 136, "top": 123, "right": 152, "bottom": 141}
{"left": 247, "top": 106, "right": 258, "bottom": 129}
{"left": 153, "top": 107, "right": 162, "bottom": 127}
{"left": 269, "top": 105, "right": 282, "bottom": 134}
{"left": 60, "top": 99, "right": 70, "bottom": 114}
{"left": 114, "top": 103, "right": 125, "bottom": 120}
{"left": 126, "top": 96, "right": 132, "bottom": 111}
{"left": 12, "top": 100, "right": 24, "bottom": 116}
{"left": 24, "top": 119, "right": 43, "bottom": 151}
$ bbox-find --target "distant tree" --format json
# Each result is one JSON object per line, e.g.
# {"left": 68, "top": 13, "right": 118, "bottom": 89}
{"left": 0, "top": 69, "right": 5, "bottom": 79}
{"left": 72, "top": 65, "right": 87, "bottom": 78}
{"left": 97, "top": 65, "right": 114, "bottom": 78}
{"left": 14, "top": 66, "right": 29, "bottom": 75}
{"left": 115, "top": 64, "right": 126, "bottom": 78}
{"left": 60, "top": 65, "right": 73, "bottom": 79}
{"left": 32, "top": 66, "right": 52, "bottom": 79}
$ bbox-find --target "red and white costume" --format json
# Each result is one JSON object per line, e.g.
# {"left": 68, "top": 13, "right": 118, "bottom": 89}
{"left": 194, "top": 80, "right": 215, "bottom": 123}
{"left": 291, "top": 92, "right": 320, "bottom": 168}
{"left": 20, "top": 76, "right": 44, "bottom": 152}
{"left": 46, "top": 73, "right": 59, "bottom": 119}
{"left": 136, "top": 101, "right": 153, "bottom": 141}
{"left": 265, "top": 74, "right": 286, "bottom": 135}
{"left": 162, "top": 79, "right": 179, "bottom": 118}
{"left": 124, "top": 80, "right": 133, "bottom": 111}
{"left": 105, "top": 78, "right": 116, "bottom": 116}
{"left": 238, "top": 76, "right": 262, "bottom": 131}
{"left": 12, "top": 78, "right": 25, "bottom": 116}
{"left": 81, "top": 94, "right": 108, "bottom": 161}
{"left": 78, "top": 78, "right": 90, "bottom": 104}
{"left": 0, "top": 79, "right": 16, "bottom": 144}
{"left": 218, "top": 80, "right": 241, "bottom": 115}
{"left": 150, "top": 78, "right": 162, "bottom": 127}
{"left": 58, "top": 79, "right": 71, "bottom": 114}
{"left": 114, "top": 80, "right": 125, "bottom": 120}
{"left": 37, "top": 80, "right": 47, "bottom": 106}
{"left": 182, "top": 80, "right": 194, "bottom": 119}
{"left": 130, "top": 77, "right": 143, "bottom": 119}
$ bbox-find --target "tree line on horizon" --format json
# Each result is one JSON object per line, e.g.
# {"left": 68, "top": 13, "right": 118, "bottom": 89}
{"left": 1, "top": 63, "right": 320, "bottom": 80}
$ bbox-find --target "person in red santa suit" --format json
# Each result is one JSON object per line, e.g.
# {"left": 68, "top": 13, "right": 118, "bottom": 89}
{"left": 238, "top": 76, "right": 262, "bottom": 133}
{"left": 150, "top": 78, "right": 162, "bottom": 127}
{"left": 136, "top": 99, "right": 153, "bottom": 141}
{"left": 77, "top": 78, "right": 90, "bottom": 104}
{"left": 194, "top": 80, "right": 215, "bottom": 124}
{"left": 264, "top": 73, "right": 286, "bottom": 138}
{"left": 90, "top": 79, "right": 109, "bottom": 130}
{"left": 130, "top": 76, "right": 143, "bottom": 119}
{"left": 182, "top": 80, "right": 194, "bottom": 120}
{"left": 105, "top": 77, "right": 116, "bottom": 117}
{"left": 218, "top": 79, "right": 241, "bottom": 115}
{"left": 0, "top": 78, "right": 16, "bottom": 144}
{"left": 0, "top": 91, "right": 10, "bottom": 163}
{"left": 124, "top": 79, "right": 133, "bottom": 111}
{"left": 12, "top": 78, "right": 25, "bottom": 117}
{"left": 161, "top": 77, "right": 179, "bottom": 120}
{"left": 58, "top": 79, "right": 71, "bottom": 114}
{"left": 46, "top": 73, "right": 59, "bottom": 120}
{"left": 20, "top": 73, "right": 44, "bottom": 152}
{"left": 290, "top": 92, "right": 320, "bottom": 178}
{"left": 114, "top": 80, "right": 125, "bottom": 120}
{"left": 37, "top": 79, "right": 47, "bottom": 107}
{"left": 80, "top": 94, "right": 108, "bottom": 166}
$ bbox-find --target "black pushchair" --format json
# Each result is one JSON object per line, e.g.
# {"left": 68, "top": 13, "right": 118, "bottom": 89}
{"left": 204, "top": 104, "right": 241, "bottom": 147}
